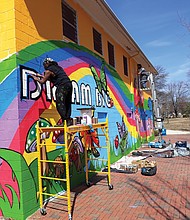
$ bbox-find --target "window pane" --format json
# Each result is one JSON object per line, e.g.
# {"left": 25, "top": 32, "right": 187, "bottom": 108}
{"left": 108, "top": 42, "right": 115, "bottom": 67}
{"left": 123, "top": 56, "right": 128, "bottom": 76}
{"left": 93, "top": 28, "right": 102, "bottom": 55}
{"left": 62, "top": 1, "right": 78, "bottom": 43}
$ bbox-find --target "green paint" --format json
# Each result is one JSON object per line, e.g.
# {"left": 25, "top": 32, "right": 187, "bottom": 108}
{"left": 0, "top": 39, "right": 134, "bottom": 107}
{"left": 0, "top": 40, "right": 105, "bottom": 83}
{"left": 0, "top": 148, "right": 38, "bottom": 220}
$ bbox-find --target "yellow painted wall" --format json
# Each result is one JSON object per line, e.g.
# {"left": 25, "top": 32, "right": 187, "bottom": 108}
{"left": 14, "top": 0, "right": 63, "bottom": 51}
{"left": 75, "top": 1, "right": 141, "bottom": 94}
{"left": 73, "top": 1, "right": 135, "bottom": 89}
{"left": 1, "top": 0, "right": 137, "bottom": 85}
{"left": 1, "top": 0, "right": 148, "bottom": 97}
{"left": 74, "top": 3, "right": 134, "bottom": 83}
{"left": 0, "top": 0, "right": 16, "bottom": 59}
{"left": 0, "top": 0, "right": 150, "bottom": 108}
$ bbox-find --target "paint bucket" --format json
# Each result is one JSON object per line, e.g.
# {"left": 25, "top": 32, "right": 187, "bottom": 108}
{"left": 76, "top": 116, "right": 82, "bottom": 124}
{"left": 161, "top": 128, "right": 166, "bottom": 136}
{"left": 73, "top": 118, "right": 77, "bottom": 125}
{"left": 92, "top": 117, "right": 98, "bottom": 124}
{"left": 82, "top": 113, "right": 92, "bottom": 125}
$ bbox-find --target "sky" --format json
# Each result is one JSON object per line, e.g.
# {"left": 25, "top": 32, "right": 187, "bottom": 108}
{"left": 105, "top": 0, "right": 190, "bottom": 82}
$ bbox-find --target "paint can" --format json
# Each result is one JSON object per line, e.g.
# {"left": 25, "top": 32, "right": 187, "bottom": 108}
{"left": 82, "top": 113, "right": 92, "bottom": 125}
{"left": 92, "top": 117, "right": 98, "bottom": 124}
{"left": 76, "top": 116, "right": 82, "bottom": 124}
{"left": 73, "top": 118, "right": 77, "bottom": 125}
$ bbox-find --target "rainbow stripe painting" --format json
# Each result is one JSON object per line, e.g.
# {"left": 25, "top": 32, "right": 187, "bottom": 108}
{"left": 0, "top": 40, "right": 154, "bottom": 219}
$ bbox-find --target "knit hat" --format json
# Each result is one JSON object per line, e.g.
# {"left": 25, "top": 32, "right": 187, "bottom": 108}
{"left": 43, "top": 57, "right": 54, "bottom": 64}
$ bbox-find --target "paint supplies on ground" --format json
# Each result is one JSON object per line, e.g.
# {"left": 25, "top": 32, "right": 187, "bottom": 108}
{"left": 154, "top": 149, "right": 174, "bottom": 158}
{"left": 175, "top": 141, "right": 187, "bottom": 148}
{"left": 148, "top": 141, "right": 164, "bottom": 148}
{"left": 132, "top": 159, "right": 156, "bottom": 168}
{"left": 132, "top": 151, "right": 143, "bottom": 156}
{"left": 119, "top": 164, "right": 138, "bottom": 173}
{"left": 139, "top": 160, "right": 157, "bottom": 176}
{"left": 174, "top": 141, "right": 190, "bottom": 156}
{"left": 141, "top": 166, "right": 157, "bottom": 176}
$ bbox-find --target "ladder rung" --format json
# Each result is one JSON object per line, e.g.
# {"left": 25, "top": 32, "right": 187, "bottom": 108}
{"left": 87, "top": 158, "right": 108, "bottom": 161}
{"left": 98, "top": 146, "right": 109, "bottom": 149}
{"left": 88, "top": 170, "right": 108, "bottom": 174}
{"left": 67, "top": 123, "right": 107, "bottom": 133}
{"left": 41, "top": 192, "right": 68, "bottom": 199}
{"left": 38, "top": 143, "right": 66, "bottom": 147}
{"left": 87, "top": 146, "right": 108, "bottom": 151}
{"left": 39, "top": 159, "right": 66, "bottom": 164}
{"left": 39, "top": 127, "right": 65, "bottom": 132}
{"left": 41, "top": 176, "right": 67, "bottom": 182}
{"left": 97, "top": 134, "right": 106, "bottom": 136}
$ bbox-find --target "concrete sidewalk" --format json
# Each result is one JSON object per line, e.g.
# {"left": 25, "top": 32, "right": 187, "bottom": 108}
{"left": 28, "top": 133, "right": 190, "bottom": 220}
{"left": 166, "top": 130, "right": 190, "bottom": 135}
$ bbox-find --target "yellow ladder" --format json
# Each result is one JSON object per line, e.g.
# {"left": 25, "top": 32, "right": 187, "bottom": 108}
{"left": 36, "top": 118, "right": 113, "bottom": 220}
{"left": 83, "top": 119, "right": 113, "bottom": 190}
{"left": 36, "top": 120, "right": 72, "bottom": 220}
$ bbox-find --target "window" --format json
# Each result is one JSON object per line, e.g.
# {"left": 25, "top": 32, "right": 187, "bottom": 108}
{"left": 62, "top": 1, "right": 78, "bottom": 43}
{"left": 108, "top": 41, "right": 115, "bottom": 67}
{"left": 123, "top": 56, "right": 128, "bottom": 76}
{"left": 93, "top": 28, "right": 102, "bottom": 55}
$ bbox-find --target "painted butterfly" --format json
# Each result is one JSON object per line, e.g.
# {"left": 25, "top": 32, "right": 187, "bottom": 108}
{"left": 90, "top": 62, "right": 108, "bottom": 96}
{"left": 116, "top": 116, "right": 126, "bottom": 138}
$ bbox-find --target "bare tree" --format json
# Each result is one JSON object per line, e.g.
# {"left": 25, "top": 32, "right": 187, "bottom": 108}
{"left": 179, "top": 15, "right": 190, "bottom": 79}
{"left": 166, "top": 81, "right": 189, "bottom": 117}
{"left": 179, "top": 15, "right": 190, "bottom": 32}
{"left": 154, "top": 66, "right": 169, "bottom": 116}
{"left": 187, "top": 69, "right": 190, "bottom": 78}
{"left": 154, "top": 65, "right": 169, "bottom": 92}
{"left": 153, "top": 65, "right": 190, "bottom": 117}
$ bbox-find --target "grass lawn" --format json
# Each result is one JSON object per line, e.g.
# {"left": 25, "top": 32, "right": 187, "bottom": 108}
{"left": 163, "top": 117, "right": 190, "bottom": 131}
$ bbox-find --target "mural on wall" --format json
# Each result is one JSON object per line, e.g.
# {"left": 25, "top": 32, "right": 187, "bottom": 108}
{"left": 133, "top": 77, "right": 154, "bottom": 139}
{"left": 116, "top": 116, "right": 128, "bottom": 153}
{"left": 0, "top": 40, "right": 154, "bottom": 218}
{"left": 90, "top": 63, "right": 114, "bottom": 107}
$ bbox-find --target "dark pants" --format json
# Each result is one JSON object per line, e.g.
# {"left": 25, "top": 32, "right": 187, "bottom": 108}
{"left": 55, "top": 82, "right": 72, "bottom": 122}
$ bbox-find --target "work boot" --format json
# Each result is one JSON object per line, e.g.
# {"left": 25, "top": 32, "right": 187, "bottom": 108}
{"left": 66, "top": 118, "right": 73, "bottom": 126}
